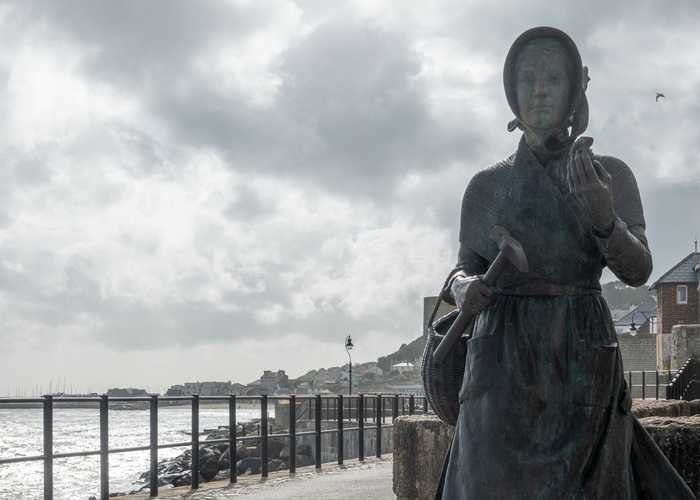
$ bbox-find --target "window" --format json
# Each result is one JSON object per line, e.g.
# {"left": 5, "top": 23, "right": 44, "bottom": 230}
{"left": 676, "top": 285, "right": 688, "bottom": 305}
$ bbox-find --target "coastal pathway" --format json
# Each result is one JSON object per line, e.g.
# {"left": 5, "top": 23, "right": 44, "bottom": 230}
{"left": 113, "top": 456, "right": 394, "bottom": 500}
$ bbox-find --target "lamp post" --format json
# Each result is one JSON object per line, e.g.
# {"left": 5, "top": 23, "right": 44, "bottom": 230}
{"left": 345, "top": 335, "right": 353, "bottom": 395}
{"left": 629, "top": 311, "right": 651, "bottom": 337}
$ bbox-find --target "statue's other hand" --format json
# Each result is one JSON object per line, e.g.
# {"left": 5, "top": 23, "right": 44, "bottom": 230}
{"left": 567, "top": 146, "right": 615, "bottom": 233}
{"left": 451, "top": 275, "right": 494, "bottom": 315}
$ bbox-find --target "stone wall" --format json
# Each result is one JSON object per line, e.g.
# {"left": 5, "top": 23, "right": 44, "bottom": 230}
{"left": 671, "top": 324, "right": 700, "bottom": 369}
{"left": 394, "top": 401, "right": 700, "bottom": 500}
{"left": 658, "top": 332, "right": 675, "bottom": 370}
{"left": 618, "top": 333, "right": 657, "bottom": 371}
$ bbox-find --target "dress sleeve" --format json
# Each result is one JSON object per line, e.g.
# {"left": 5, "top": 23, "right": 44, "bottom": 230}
{"left": 440, "top": 175, "right": 492, "bottom": 305}
{"left": 592, "top": 156, "right": 653, "bottom": 287}
{"left": 439, "top": 244, "right": 490, "bottom": 306}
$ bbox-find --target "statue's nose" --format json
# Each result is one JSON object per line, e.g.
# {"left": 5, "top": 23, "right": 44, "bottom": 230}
{"left": 533, "top": 77, "right": 547, "bottom": 96}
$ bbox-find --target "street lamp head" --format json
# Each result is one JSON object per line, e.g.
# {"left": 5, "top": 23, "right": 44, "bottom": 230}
{"left": 345, "top": 334, "right": 354, "bottom": 350}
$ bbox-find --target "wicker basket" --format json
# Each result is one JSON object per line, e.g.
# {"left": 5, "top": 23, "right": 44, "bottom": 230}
{"left": 420, "top": 305, "right": 469, "bottom": 426}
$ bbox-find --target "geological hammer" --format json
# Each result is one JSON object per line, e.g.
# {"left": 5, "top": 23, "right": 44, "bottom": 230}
{"left": 433, "top": 225, "right": 529, "bottom": 364}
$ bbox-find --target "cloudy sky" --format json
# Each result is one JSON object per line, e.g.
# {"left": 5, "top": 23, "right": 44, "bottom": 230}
{"left": 1, "top": 0, "right": 699, "bottom": 395}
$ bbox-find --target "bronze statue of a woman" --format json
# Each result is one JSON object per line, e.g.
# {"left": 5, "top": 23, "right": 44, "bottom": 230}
{"left": 435, "top": 27, "right": 696, "bottom": 499}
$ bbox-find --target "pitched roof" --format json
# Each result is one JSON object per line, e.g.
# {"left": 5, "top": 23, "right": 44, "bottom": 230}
{"left": 614, "top": 297, "right": 657, "bottom": 326}
{"left": 649, "top": 252, "right": 700, "bottom": 290}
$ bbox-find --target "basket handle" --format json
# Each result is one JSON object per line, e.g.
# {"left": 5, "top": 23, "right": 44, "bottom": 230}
{"left": 426, "top": 273, "right": 456, "bottom": 339}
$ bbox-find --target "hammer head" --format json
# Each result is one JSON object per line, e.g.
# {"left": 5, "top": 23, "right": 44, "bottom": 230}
{"left": 489, "top": 225, "right": 529, "bottom": 273}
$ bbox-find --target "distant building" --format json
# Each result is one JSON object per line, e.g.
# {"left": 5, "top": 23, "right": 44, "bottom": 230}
{"left": 614, "top": 297, "right": 657, "bottom": 334}
{"left": 650, "top": 250, "right": 700, "bottom": 369}
{"left": 165, "top": 381, "right": 246, "bottom": 396}
{"left": 391, "top": 362, "right": 416, "bottom": 374}
{"left": 246, "top": 370, "right": 289, "bottom": 395}
{"left": 650, "top": 251, "right": 700, "bottom": 334}
{"left": 107, "top": 387, "right": 149, "bottom": 397}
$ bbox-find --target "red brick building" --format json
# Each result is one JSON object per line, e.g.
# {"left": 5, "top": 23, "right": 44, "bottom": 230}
{"left": 650, "top": 251, "right": 700, "bottom": 368}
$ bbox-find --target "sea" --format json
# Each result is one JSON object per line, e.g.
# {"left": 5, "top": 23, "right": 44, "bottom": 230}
{"left": 0, "top": 406, "right": 269, "bottom": 500}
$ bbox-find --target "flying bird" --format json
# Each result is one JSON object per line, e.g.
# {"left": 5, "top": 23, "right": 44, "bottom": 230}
{"left": 655, "top": 92, "right": 666, "bottom": 102}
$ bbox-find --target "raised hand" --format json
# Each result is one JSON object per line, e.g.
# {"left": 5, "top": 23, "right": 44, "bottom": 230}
{"left": 566, "top": 136, "right": 615, "bottom": 233}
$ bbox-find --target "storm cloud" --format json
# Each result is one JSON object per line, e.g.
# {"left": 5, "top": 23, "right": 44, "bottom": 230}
{"left": 1, "top": 1, "right": 698, "bottom": 392}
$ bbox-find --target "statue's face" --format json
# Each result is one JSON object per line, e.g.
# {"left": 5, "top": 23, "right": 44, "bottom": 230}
{"left": 515, "top": 39, "right": 572, "bottom": 130}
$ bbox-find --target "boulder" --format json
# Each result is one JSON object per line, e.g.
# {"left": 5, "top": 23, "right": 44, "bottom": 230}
{"left": 199, "top": 447, "right": 220, "bottom": 481}
{"left": 267, "top": 439, "right": 286, "bottom": 459}
{"left": 171, "top": 472, "right": 191, "bottom": 487}
{"left": 237, "top": 457, "right": 261, "bottom": 475}
{"left": 296, "top": 452, "right": 315, "bottom": 467}
{"left": 269, "top": 459, "right": 287, "bottom": 472}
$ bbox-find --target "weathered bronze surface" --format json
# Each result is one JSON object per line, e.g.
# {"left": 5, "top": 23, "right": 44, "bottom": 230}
{"left": 436, "top": 26, "right": 696, "bottom": 499}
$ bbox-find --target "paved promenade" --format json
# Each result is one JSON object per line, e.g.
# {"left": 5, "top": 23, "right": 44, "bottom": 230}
{"left": 113, "top": 457, "right": 394, "bottom": 500}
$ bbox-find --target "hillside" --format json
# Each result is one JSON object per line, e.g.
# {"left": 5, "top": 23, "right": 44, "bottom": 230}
{"left": 601, "top": 280, "right": 655, "bottom": 311}
{"left": 289, "top": 280, "right": 653, "bottom": 392}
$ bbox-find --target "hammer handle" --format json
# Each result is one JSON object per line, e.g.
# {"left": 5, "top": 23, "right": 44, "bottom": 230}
{"left": 433, "top": 252, "right": 507, "bottom": 364}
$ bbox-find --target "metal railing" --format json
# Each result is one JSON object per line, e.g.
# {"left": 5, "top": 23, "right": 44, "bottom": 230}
{"left": 666, "top": 358, "right": 699, "bottom": 400}
{"left": 623, "top": 369, "right": 677, "bottom": 400}
{"left": 0, "top": 393, "right": 427, "bottom": 499}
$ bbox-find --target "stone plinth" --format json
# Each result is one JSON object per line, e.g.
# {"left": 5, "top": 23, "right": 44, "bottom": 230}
{"left": 392, "top": 415, "right": 454, "bottom": 500}
{"left": 394, "top": 402, "right": 700, "bottom": 500}
{"left": 639, "top": 416, "right": 700, "bottom": 496}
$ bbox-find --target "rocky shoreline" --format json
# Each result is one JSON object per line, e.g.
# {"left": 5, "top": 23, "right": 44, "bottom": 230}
{"left": 112, "top": 419, "right": 314, "bottom": 496}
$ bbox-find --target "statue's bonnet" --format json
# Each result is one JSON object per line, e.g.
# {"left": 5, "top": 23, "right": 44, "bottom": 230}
{"left": 503, "top": 26, "right": 590, "bottom": 154}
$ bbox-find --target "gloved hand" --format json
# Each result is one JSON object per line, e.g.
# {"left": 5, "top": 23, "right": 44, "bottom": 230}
{"left": 450, "top": 275, "right": 494, "bottom": 315}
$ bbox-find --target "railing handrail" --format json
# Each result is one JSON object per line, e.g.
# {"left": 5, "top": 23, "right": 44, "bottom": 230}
{"left": 0, "top": 392, "right": 428, "bottom": 500}
{"left": 665, "top": 357, "right": 699, "bottom": 400}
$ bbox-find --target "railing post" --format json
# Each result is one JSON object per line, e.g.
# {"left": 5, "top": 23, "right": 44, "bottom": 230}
{"left": 315, "top": 394, "right": 322, "bottom": 469}
{"left": 289, "top": 395, "right": 296, "bottom": 474}
{"left": 337, "top": 394, "right": 344, "bottom": 465}
{"left": 409, "top": 394, "right": 415, "bottom": 415}
{"left": 641, "top": 371, "right": 646, "bottom": 400}
{"left": 628, "top": 371, "right": 632, "bottom": 398}
{"left": 229, "top": 395, "right": 237, "bottom": 483}
{"left": 148, "top": 395, "right": 158, "bottom": 497}
{"left": 43, "top": 395, "right": 53, "bottom": 500}
{"left": 261, "top": 394, "right": 269, "bottom": 478}
{"left": 100, "top": 394, "right": 109, "bottom": 500}
{"left": 376, "top": 394, "right": 382, "bottom": 458}
{"left": 655, "top": 370, "right": 659, "bottom": 400}
{"left": 358, "top": 394, "right": 365, "bottom": 462}
{"left": 191, "top": 394, "right": 200, "bottom": 489}
{"left": 392, "top": 394, "right": 398, "bottom": 421}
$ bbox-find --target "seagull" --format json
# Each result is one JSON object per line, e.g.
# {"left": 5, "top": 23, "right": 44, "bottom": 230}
{"left": 655, "top": 92, "right": 666, "bottom": 102}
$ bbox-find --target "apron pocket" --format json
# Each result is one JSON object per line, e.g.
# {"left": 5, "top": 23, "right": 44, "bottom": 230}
{"left": 576, "top": 343, "right": 619, "bottom": 410}
{"left": 459, "top": 334, "right": 500, "bottom": 403}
